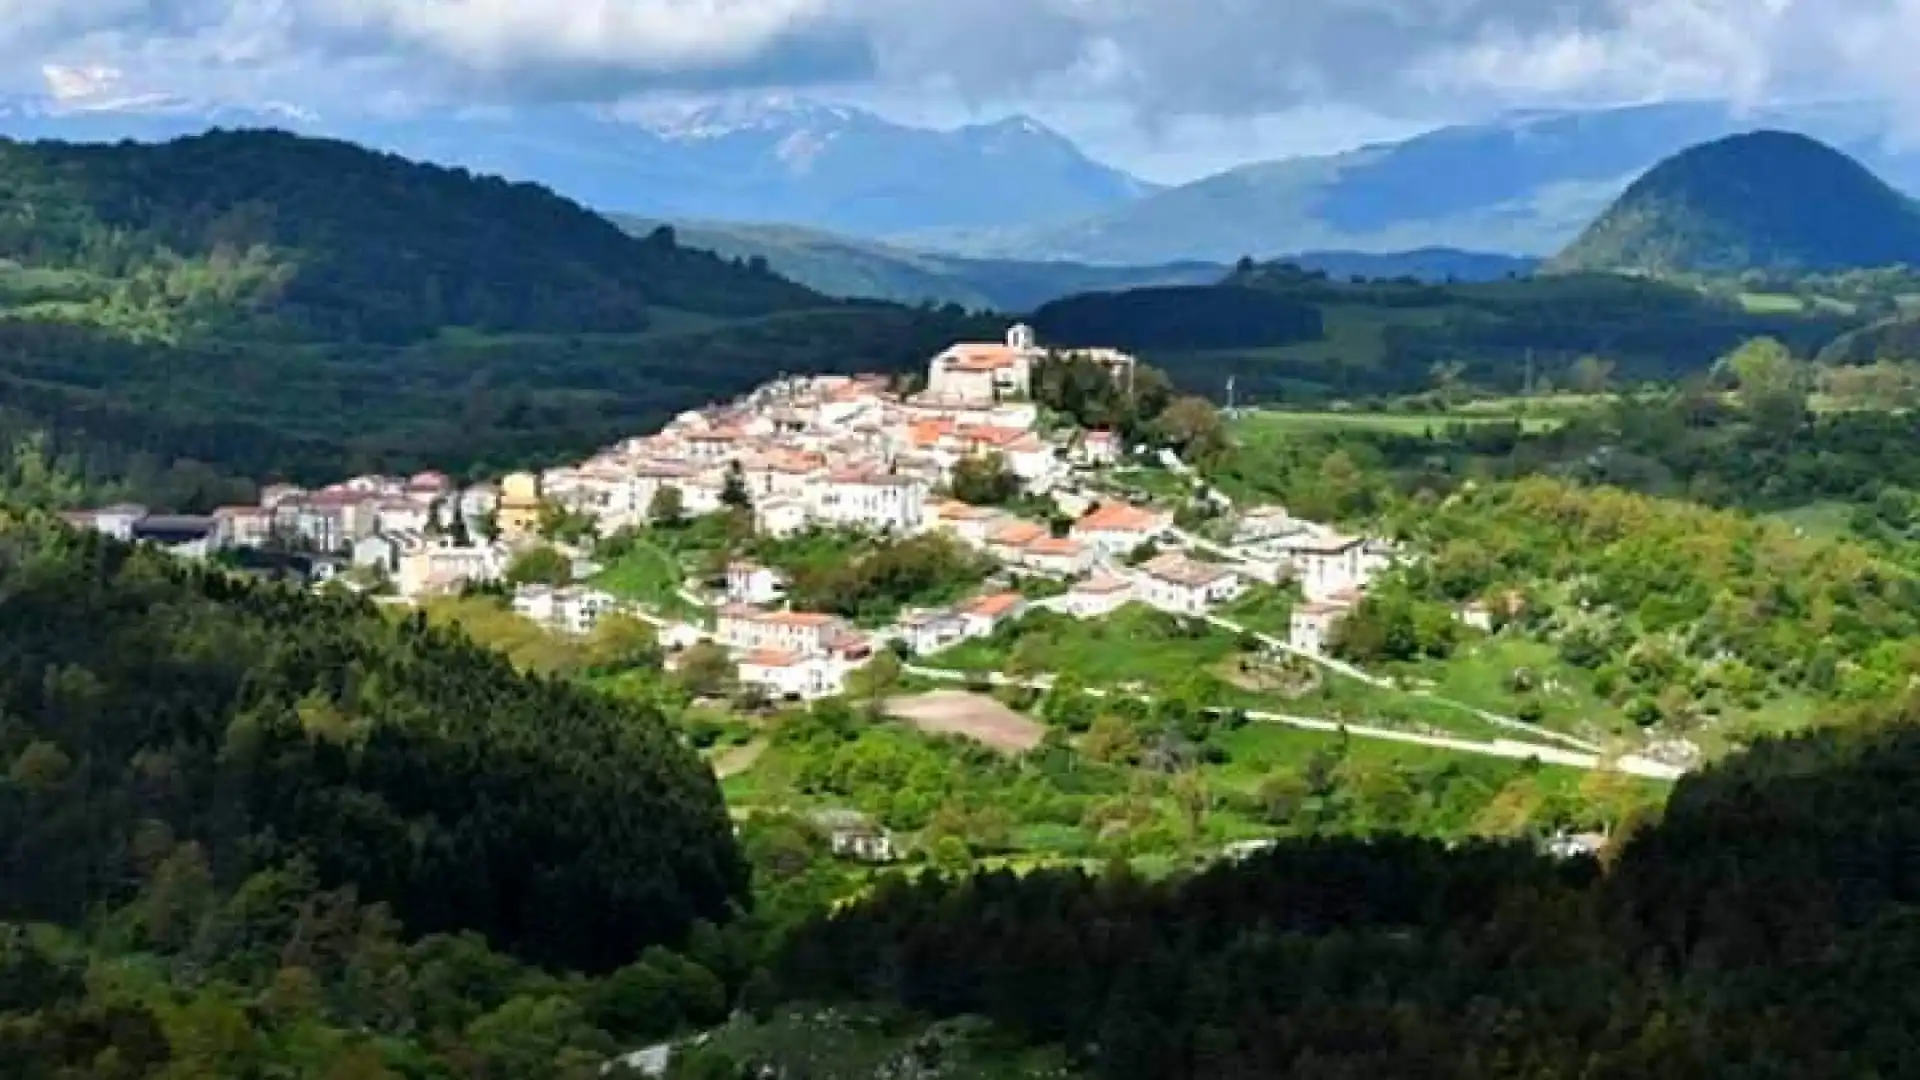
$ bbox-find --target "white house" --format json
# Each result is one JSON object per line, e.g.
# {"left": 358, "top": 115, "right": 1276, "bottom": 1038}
{"left": 958, "top": 592, "right": 1028, "bottom": 638}
{"left": 1288, "top": 600, "right": 1352, "bottom": 656}
{"left": 929, "top": 501, "right": 1008, "bottom": 547}
{"left": 1278, "top": 532, "right": 1369, "bottom": 602}
{"left": 396, "top": 538, "right": 505, "bottom": 598}
{"left": 895, "top": 609, "right": 969, "bottom": 656}
{"left": 830, "top": 823, "right": 896, "bottom": 862}
{"left": 1135, "top": 553, "right": 1243, "bottom": 615}
{"left": 716, "top": 606, "right": 852, "bottom": 657}
{"left": 1073, "top": 429, "right": 1121, "bottom": 468}
{"left": 1017, "top": 536, "right": 1095, "bottom": 577}
{"left": 1066, "top": 574, "right": 1133, "bottom": 618}
{"left": 211, "top": 506, "right": 274, "bottom": 549}
{"left": 725, "top": 561, "right": 787, "bottom": 606}
{"left": 813, "top": 471, "right": 926, "bottom": 533}
{"left": 87, "top": 503, "right": 149, "bottom": 541}
{"left": 925, "top": 324, "right": 1042, "bottom": 404}
{"left": 752, "top": 497, "right": 808, "bottom": 539}
{"left": 738, "top": 648, "right": 851, "bottom": 700}
{"left": 1071, "top": 503, "right": 1172, "bottom": 558}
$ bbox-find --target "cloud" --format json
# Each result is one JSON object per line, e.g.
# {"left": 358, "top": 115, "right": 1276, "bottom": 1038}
{"left": 9, "top": 0, "right": 1920, "bottom": 122}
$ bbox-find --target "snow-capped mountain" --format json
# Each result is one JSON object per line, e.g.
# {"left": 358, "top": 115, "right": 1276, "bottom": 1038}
{"left": 0, "top": 82, "right": 1157, "bottom": 237}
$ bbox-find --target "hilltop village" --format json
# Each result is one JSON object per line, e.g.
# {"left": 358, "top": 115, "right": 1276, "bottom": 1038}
{"left": 59, "top": 323, "right": 1394, "bottom": 702}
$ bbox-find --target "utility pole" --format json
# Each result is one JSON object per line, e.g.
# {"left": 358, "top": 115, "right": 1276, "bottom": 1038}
{"left": 1225, "top": 374, "right": 1237, "bottom": 416}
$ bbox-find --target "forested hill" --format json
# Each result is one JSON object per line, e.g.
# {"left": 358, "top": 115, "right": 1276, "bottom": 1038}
{"left": 0, "top": 128, "right": 826, "bottom": 343}
{"left": 771, "top": 709, "right": 1920, "bottom": 1078}
{"left": 1550, "top": 130, "right": 1920, "bottom": 275}
{"left": 0, "top": 512, "right": 747, "bottom": 972}
{"left": 1028, "top": 258, "right": 1850, "bottom": 401}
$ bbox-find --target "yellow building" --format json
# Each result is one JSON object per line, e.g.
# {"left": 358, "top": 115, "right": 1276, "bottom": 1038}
{"left": 497, "top": 471, "right": 543, "bottom": 540}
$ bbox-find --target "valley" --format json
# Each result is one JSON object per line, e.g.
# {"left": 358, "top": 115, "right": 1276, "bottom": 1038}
{"left": 10, "top": 114, "right": 1920, "bottom": 1080}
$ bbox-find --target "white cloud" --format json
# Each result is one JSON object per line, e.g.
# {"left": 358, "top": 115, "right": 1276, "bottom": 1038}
{"left": 10, "top": 0, "right": 1920, "bottom": 154}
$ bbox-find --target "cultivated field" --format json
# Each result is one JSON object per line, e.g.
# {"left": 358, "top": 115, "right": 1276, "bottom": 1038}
{"left": 886, "top": 690, "right": 1045, "bottom": 753}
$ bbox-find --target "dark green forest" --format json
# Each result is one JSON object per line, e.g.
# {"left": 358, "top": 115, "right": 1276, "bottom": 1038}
{"left": 0, "top": 513, "right": 745, "bottom": 972}
{"left": 770, "top": 710, "right": 1920, "bottom": 1078}
{"left": 0, "top": 130, "right": 822, "bottom": 343}
{"left": 1030, "top": 260, "right": 1852, "bottom": 402}
{"left": 1550, "top": 130, "right": 1920, "bottom": 275}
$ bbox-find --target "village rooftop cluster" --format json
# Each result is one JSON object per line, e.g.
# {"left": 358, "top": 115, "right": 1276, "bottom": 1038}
{"left": 60, "top": 324, "right": 1396, "bottom": 701}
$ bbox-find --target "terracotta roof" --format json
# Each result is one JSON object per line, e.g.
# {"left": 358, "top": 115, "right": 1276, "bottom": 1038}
{"left": 961, "top": 592, "right": 1026, "bottom": 620}
{"left": 741, "top": 649, "right": 803, "bottom": 668}
{"left": 937, "top": 501, "right": 999, "bottom": 521}
{"left": 1075, "top": 574, "right": 1132, "bottom": 595}
{"left": 1023, "top": 536, "right": 1086, "bottom": 557}
{"left": 761, "top": 611, "right": 841, "bottom": 628}
{"left": 989, "top": 521, "right": 1048, "bottom": 547}
{"left": 1075, "top": 503, "right": 1167, "bottom": 533}
{"left": 960, "top": 424, "right": 1027, "bottom": 447}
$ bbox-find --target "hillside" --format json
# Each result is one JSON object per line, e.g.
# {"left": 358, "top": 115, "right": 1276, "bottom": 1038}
{"left": 0, "top": 130, "right": 1006, "bottom": 506}
{"left": 0, "top": 92, "right": 1156, "bottom": 236}
{"left": 1551, "top": 131, "right": 1920, "bottom": 275}
{"left": 0, "top": 128, "right": 825, "bottom": 343}
{"left": 0, "top": 513, "right": 745, "bottom": 971}
{"left": 762, "top": 714, "right": 1920, "bottom": 1078}
{"left": 928, "top": 99, "right": 1920, "bottom": 264}
{"left": 1028, "top": 261, "right": 1854, "bottom": 401}
{"left": 610, "top": 214, "right": 1225, "bottom": 310}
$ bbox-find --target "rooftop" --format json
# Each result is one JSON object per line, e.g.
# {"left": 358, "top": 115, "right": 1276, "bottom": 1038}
{"left": 1141, "top": 553, "right": 1236, "bottom": 589}
{"left": 1075, "top": 502, "right": 1168, "bottom": 533}
{"left": 962, "top": 592, "right": 1025, "bottom": 620}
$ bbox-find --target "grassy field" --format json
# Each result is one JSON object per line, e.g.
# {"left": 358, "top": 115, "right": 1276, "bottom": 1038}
{"left": 1736, "top": 291, "right": 1859, "bottom": 317}
{"left": 938, "top": 605, "right": 1244, "bottom": 691}
{"left": 592, "top": 536, "right": 707, "bottom": 621}
{"left": 1231, "top": 406, "right": 1568, "bottom": 439}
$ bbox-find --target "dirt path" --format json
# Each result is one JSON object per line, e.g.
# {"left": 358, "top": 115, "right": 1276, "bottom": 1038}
{"left": 886, "top": 690, "right": 1045, "bottom": 753}
{"left": 712, "top": 738, "right": 767, "bottom": 778}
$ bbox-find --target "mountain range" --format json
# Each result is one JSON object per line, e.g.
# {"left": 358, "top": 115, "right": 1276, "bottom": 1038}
{"left": 943, "top": 100, "right": 1920, "bottom": 264}
{"left": 0, "top": 87, "right": 1153, "bottom": 237}
{"left": 8, "top": 82, "right": 1920, "bottom": 267}
{"left": 608, "top": 216, "right": 1538, "bottom": 311}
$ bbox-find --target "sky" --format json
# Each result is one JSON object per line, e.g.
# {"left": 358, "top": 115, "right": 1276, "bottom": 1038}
{"left": 10, "top": 0, "right": 1920, "bottom": 182}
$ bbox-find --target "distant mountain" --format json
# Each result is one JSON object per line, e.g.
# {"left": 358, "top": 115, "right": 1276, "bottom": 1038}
{"left": 1550, "top": 132, "right": 1920, "bottom": 275}
{"left": 0, "top": 89, "right": 1156, "bottom": 236}
{"left": 609, "top": 216, "right": 1533, "bottom": 311}
{"left": 931, "top": 100, "right": 1920, "bottom": 264}
{"left": 609, "top": 215, "right": 1225, "bottom": 310}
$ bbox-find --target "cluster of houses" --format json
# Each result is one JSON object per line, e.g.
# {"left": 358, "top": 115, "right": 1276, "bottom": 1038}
{"left": 527, "top": 323, "right": 1131, "bottom": 542}
{"left": 57, "top": 320, "right": 1404, "bottom": 701}
{"left": 57, "top": 471, "right": 513, "bottom": 599}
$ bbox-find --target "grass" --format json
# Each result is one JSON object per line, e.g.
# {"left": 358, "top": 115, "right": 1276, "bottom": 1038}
{"left": 1231, "top": 407, "right": 1566, "bottom": 439}
{"left": 592, "top": 536, "right": 705, "bottom": 621}
{"left": 938, "top": 604, "right": 1245, "bottom": 691}
{"left": 1218, "top": 583, "right": 1297, "bottom": 638}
